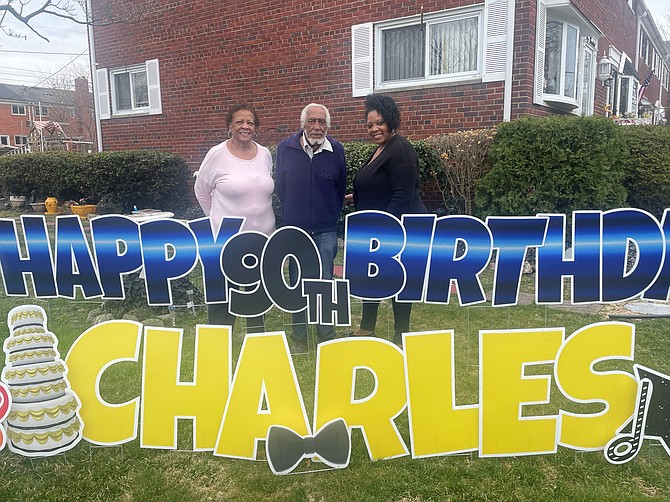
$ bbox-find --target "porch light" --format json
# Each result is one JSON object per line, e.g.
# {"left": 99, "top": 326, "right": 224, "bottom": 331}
{"left": 597, "top": 54, "right": 614, "bottom": 85}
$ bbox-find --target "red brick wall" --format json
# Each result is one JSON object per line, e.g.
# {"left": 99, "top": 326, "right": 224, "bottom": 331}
{"left": 92, "top": 0, "right": 668, "bottom": 170}
{"left": 0, "top": 103, "right": 31, "bottom": 146}
{"left": 574, "top": 0, "right": 638, "bottom": 115}
{"left": 93, "top": 0, "right": 501, "bottom": 168}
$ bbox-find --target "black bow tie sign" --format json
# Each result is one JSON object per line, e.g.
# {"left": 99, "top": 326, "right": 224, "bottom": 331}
{"left": 266, "top": 418, "right": 351, "bottom": 475}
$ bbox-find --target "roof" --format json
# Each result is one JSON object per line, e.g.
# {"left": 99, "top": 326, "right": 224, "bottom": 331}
{"left": 0, "top": 82, "right": 75, "bottom": 107}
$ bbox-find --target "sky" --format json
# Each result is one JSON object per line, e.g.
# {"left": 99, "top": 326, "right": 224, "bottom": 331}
{"left": 0, "top": 6, "right": 90, "bottom": 89}
{"left": 0, "top": 1, "right": 668, "bottom": 89}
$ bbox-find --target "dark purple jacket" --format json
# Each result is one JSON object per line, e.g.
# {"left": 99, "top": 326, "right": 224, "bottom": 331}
{"left": 276, "top": 131, "right": 346, "bottom": 233}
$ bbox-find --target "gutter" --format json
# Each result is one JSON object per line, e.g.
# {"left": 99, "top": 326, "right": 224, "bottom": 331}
{"left": 86, "top": 0, "right": 103, "bottom": 152}
{"left": 504, "top": 0, "right": 515, "bottom": 121}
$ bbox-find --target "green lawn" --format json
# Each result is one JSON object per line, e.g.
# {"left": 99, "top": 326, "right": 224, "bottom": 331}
{"left": 0, "top": 209, "right": 669, "bottom": 500}
{"left": 1, "top": 292, "right": 669, "bottom": 501}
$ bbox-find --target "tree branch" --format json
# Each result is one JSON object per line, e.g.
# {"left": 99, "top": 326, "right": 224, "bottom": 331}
{"left": 1, "top": 0, "right": 161, "bottom": 41}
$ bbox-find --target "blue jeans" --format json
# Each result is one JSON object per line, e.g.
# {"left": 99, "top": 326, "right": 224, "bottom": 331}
{"left": 289, "top": 230, "right": 338, "bottom": 342}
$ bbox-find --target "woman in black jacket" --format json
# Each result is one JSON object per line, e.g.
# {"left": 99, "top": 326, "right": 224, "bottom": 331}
{"left": 350, "top": 94, "right": 427, "bottom": 345}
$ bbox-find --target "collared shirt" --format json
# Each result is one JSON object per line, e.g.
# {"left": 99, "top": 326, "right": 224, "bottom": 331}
{"left": 301, "top": 131, "right": 333, "bottom": 159}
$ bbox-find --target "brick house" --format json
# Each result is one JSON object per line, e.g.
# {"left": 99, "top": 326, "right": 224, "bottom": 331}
{"left": 0, "top": 78, "right": 96, "bottom": 154}
{"left": 90, "top": 0, "right": 669, "bottom": 169}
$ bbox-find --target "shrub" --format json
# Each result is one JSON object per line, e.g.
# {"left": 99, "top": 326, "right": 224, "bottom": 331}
{"left": 475, "top": 116, "right": 628, "bottom": 217}
{"left": 426, "top": 129, "right": 496, "bottom": 215}
{"left": 0, "top": 151, "right": 192, "bottom": 214}
{"left": 84, "top": 151, "right": 192, "bottom": 213}
{"left": 0, "top": 152, "right": 82, "bottom": 201}
{"left": 620, "top": 125, "right": 670, "bottom": 218}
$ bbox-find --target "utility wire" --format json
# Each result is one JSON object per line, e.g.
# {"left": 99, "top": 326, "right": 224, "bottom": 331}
{"left": 4, "top": 49, "right": 88, "bottom": 100}
{"left": 0, "top": 49, "right": 88, "bottom": 56}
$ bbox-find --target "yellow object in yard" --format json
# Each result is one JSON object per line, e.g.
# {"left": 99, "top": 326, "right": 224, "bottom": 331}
{"left": 45, "top": 197, "right": 58, "bottom": 215}
{"left": 70, "top": 204, "right": 97, "bottom": 219}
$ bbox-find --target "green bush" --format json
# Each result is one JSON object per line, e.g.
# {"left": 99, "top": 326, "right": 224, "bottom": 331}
{"left": 620, "top": 125, "right": 670, "bottom": 218}
{"left": 0, "top": 152, "right": 81, "bottom": 201}
{"left": 475, "top": 116, "right": 628, "bottom": 216}
{"left": 0, "top": 151, "right": 192, "bottom": 214}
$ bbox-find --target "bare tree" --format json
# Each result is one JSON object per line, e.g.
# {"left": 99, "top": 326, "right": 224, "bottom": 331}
{"left": 0, "top": 0, "right": 159, "bottom": 42}
{"left": 657, "top": 8, "right": 670, "bottom": 41}
{"left": 32, "top": 63, "right": 96, "bottom": 144}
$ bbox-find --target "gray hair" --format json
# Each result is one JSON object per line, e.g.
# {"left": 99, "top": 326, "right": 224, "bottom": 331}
{"left": 300, "top": 103, "right": 331, "bottom": 129}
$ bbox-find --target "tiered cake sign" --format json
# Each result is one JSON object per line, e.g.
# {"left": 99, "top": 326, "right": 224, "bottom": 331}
{"left": 1, "top": 305, "right": 84, "bottom": 456}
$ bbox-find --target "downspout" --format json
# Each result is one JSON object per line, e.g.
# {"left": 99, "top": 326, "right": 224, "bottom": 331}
{"left": 86, "top": 0, "right": 103, "bottom": 152}
{"left": 503, "top": 0, "right": 516, "bottom": 121}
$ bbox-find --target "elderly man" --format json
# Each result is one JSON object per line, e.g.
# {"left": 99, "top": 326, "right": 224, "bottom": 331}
{"left": 275, "top": 103, "right": 347, "bottom": 348}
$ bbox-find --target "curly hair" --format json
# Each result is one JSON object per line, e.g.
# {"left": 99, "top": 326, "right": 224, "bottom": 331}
{"left": 364, "top": 94, "right": 400, "bottom": 131}
{"left": 226, "top": 103, "right": 260, "bottom": 128}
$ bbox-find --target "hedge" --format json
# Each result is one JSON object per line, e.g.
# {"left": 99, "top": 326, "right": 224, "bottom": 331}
{"left": 620, "top": 125, "right": 670, "bottom": 218}
{"left": 475, "top": 116, "right": 628, "bottom": 217}
{"left": 0, "top": 151, "right": 192, "bottom": 214}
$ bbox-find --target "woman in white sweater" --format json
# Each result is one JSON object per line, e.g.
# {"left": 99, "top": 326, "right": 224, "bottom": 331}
{"left": 194, "top": 103, "right": 275, "bottom": 332}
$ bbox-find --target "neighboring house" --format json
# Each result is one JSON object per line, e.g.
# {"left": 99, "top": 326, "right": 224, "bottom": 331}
{"left": 89, "top": 0, "right": 670, "bottom": 169}
{"left": 0, "top": 78, "right": 95, "bottom": 154}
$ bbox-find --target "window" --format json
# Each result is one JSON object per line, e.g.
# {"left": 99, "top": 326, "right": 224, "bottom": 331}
{"left": 351, "top": 2, "right": 512, "bottom": 96}
{"left": 11, "top": 104, "right": 26, "bottom": 115}
{"left": 619, "top": 76, "right": 631, "bottom": 115}
{"left": 14, "top": 136, "right": 28, "bottom": 146}
{"left": 534, "top": 1, "right": 601, "bottom": 113}
{"left": 580, "top": 44, "right": 595, "bottom": 115}
{"left": 640, "top": 31, "right": 649, "bottom": 64}
{"left": 0, "top": 135, "right": 9, "bottom": 146}
{"left": 544, "top": 20, "right": 579, "bottom": 99}
{"left": 111, "top": 65, "right": 149, "bottom": 113}
{"left": 96, "top": 59, "right": 162, "bottom": 119}
{"left": 378, "top": 13, "right": 480, "bottom": 86}
{"left": 34, "top": 105, "right": 49, "bottom": 118}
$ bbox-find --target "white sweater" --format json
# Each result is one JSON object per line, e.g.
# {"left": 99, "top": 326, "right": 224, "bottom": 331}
{"left": 194, "top": 140, "right": 275, "bottom": 236}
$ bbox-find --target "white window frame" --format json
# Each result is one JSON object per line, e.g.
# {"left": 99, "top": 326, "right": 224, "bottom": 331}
{"left": 616, "top": 75, "right": 636, "bottom": 117}
{"left": 580, "top": 42, "right": 596, "bottom": 116}
{"left": 543, "top": 18, "right": 580, "bottom": 102}
{"left": 14, "top": 135, "right": 28, "bottom": 146}
{"left": 34, "top": 104, "right": 49, "bottom": 118}
{"left": 0, "top": 135, "right": 9, "bottom": 146}
{"left": 352, "top": 1, "right": 512, "bottom": 97}
{"left": 534, "top": 0, "right": 601, "bottom": 114}
{"left": 110, "top": 64, "right": 150, "bottom": 115}
{"left": 11, "top": 104, "right": 26, "bottom": 115}
{"left": 96, "top": 59, "right": 162, "bottom": 119}
{"left": 639, "top": 30, "right": 649, "bottom": 64}
{"left": 374, "top": 8, "right": 484, "bottom": 92}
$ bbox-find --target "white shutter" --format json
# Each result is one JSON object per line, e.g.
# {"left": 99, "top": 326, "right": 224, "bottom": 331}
{"left": 534, "top": 0, "right": 547, "bottom": 103}
{"left": 483, "top": 0, "right": 511, "bottom": 82}
{"left": 95, "top": 68, "right": 111, "bottom": 120}
{"left": 146, "top": 59, "right": 162, "bottom": 115}
{"left": 351, "top": 23, "right": 373, "bottom": 97}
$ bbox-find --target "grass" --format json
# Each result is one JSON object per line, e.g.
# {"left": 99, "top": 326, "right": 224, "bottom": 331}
{"left": 1, "top": 210, "right": 670, "bottom": 500}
